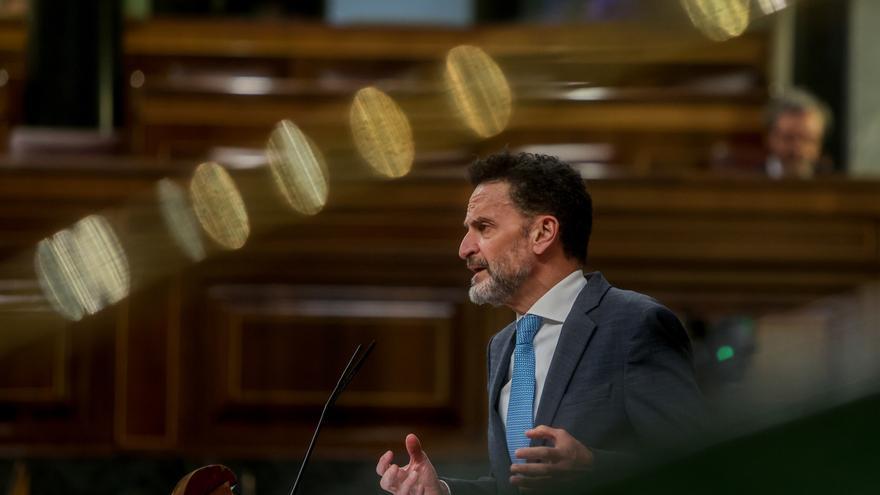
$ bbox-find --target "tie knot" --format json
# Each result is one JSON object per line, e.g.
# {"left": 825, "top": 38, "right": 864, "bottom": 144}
{"left": 515, "top": 314, "right": 542, "bottom": 345}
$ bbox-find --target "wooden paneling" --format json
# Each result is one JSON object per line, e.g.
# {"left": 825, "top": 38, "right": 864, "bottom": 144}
{"left": 0, "top": 18, "right": 26, "bottom": 152}
{"left": 0, "top": 312, "right": 67, "bottom": 403}
{"left": 0, "top": 309, "right": 116, "bottom": 453}
{"left": 217, "top": 286, "right": 460, "bottom": 408}
{"left": 230, "top": 313, "right": 453, "bottom": 408}
{"left": 122, "top": 19, "right": 767, "bottom": 171}
{"left": 123, "top": 20, "right": 766, "bottom": 66}
{"left": 114, "top": 280, "right": 180, "bottom": 450}
{"left": 593, "top": 216, "right": 877, "bottom": 263}
{"left": 171, "top": 284, "right": 488, "bottom": 458}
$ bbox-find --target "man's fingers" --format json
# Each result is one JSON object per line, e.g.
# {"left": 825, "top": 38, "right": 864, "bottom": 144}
{"left": 525, "top": 425, "right": 561, "bottom": 442}
{"left": 378, "top": 434, "right": 437, "bottom": 494}
{"left": 514, "top": 446, "right": 563, "bottom": 463}
{"left": 376, "top": 450, "right": 394, "bottom": 476}
{"left": 397, "top": 467, "right": 418, "bottom": 495}
{"left": 509, "top": 461, "right": 557, "bottom": 477}
{"left": 379, "top": 463, "right": 401, "bottom": 492}
{"left": 405, "top": 433, "right": 427, "bottom": 463}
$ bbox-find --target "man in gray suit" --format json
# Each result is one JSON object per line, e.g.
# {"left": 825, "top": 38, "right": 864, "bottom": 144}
{"left": 377, "top": 152, "right": 703, "bottom": 494}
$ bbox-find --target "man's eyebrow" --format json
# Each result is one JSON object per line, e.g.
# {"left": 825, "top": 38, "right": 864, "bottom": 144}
{"left": 463, "top": 216, "right": 494, "bottom": 228}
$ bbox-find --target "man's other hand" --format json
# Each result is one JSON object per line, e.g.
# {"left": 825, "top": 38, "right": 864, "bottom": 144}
{"left": 377, "top": 433, "right": 448, "bottom": 495}
{"left": 509, "top": 425, "right": 594, "bottom": 491}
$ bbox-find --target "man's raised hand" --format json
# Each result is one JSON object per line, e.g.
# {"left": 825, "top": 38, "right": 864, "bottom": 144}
{"left": 377, "top": 434, "right": 447, "bottom": 495}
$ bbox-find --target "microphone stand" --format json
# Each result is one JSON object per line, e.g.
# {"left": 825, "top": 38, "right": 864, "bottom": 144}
{"left": 288, "top": 340, "right": 377, "bottom": 495}
{"left": 167, "top": 341, "right": 376, "bottom": 495}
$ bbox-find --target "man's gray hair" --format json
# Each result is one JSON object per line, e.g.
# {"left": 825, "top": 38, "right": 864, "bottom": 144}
{"left": 765, "top": 88, "right": 832, "bottom": 134}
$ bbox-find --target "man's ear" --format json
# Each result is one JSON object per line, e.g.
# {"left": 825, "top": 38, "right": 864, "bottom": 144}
{"left": 531, "top": 216, "right": 559, "bottom": 256}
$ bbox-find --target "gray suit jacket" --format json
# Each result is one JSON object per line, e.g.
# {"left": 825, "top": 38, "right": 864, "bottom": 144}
{"left": 446, "top": 272, "right": 703, "bottom": 495}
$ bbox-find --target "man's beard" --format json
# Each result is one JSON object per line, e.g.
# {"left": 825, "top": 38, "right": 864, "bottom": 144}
{"left": 467, "top": 251, "right": 533, "bottom": 307}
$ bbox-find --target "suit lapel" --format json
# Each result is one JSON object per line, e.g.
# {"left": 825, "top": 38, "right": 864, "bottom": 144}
{"left": 489, "top": 321, "right": 516, "bottom": 419}
{"left": 532, "top": 272, "right": 611, "bottom": 433}
{"left": 488, "top": 321, "right": 517, "bottom": 473}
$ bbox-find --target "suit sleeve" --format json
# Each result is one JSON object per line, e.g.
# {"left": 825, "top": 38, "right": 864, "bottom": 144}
{"left": 623, "top": 303, "right": 706, "bottom": 448}
{"left": 442, "top": 477, "right": 497, "bottom": 495}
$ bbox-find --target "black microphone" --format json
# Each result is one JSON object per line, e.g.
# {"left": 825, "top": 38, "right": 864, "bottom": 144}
{"left": 288, "top": 340, "right": 377, "bottom": 495}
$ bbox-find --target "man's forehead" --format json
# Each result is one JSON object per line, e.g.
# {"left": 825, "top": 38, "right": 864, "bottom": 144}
{"left": 777, "top": 110, "right": 824, "bottom": 133}
{"left": 467, "top": 182, "right": 512, "bottom": 212}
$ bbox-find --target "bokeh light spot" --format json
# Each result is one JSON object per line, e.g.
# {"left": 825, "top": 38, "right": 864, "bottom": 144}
{"left": 157, "top": 178, "right": 207, "bottom": 262}
{"left": 190, "top": 162, "right": 250, "bottom": 250}
{"left": 716, "top": 345, "right": 735, "bottom": 362}
{"left": 266, "top": 120, "right": 329, "bottom": 215}
{"left": 349, "top": 86, "right": 414, "bottom": 179}
{"left": 73, "top": 215, "right": 130, "bottom": 307}
{"left": 680, "top": 0, "right": 750, "bottom": 42}
{"left": 34, "top": 215, "right": 130, "bottom": 321}
{"left": 130, "top": 69, "right": 145, "bottom": 89}
{"left": 756, "top": 0, "right": 788, "bottom": 15}
{"left": 45, "top": 229, "right": 102, "bottom": 315}
{"left": 35, "top": 238, "right": 84, "bottom": 321}
{"left": 445, "top": 45, "right": 512, "bottom": 138}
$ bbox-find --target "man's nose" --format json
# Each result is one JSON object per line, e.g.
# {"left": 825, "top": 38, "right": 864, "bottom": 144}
{"left": 459, "top": 231, "right": 476, "bottom": 260}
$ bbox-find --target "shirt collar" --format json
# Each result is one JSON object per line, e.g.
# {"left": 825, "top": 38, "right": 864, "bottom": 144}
{"left": 517, "top": 270, "right": 587, "bottom": 324}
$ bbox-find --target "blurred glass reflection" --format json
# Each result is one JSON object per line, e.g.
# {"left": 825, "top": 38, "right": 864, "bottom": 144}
{"left": 445, "top": 45, "right": 512, "bottom": 138}
{"left": 349, "top": 87, "right": 414, "bottom": 178}
{"left": 266, "top": 120, "right": 329, "bottom": 215}
{"left": 34, "top": 215, "right": 130, "bottom": 321}
{"left": 680, "top": 0, "right": 750, "bottom": 41}
{"left": 189, "top": 162, "right": 250, "bottom": 250}
{"left": 157, "top": 178, "right": 207, "bottom": 262}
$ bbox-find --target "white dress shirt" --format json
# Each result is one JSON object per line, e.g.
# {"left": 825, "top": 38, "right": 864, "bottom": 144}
{"left": 498, "top": 270, "right": 588, "bottom": 427}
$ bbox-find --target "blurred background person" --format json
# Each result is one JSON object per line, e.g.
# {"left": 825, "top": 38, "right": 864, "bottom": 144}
{"left": 764, "top": 88, "right": 833, "bottom": 179}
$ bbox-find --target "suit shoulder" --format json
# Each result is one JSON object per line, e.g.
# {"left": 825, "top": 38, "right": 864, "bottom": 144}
{"left": 598, "top": 287, "right": 685, "bottom": 340}
{"left": 602, "top": 286, "right": 671, "bottom": 315}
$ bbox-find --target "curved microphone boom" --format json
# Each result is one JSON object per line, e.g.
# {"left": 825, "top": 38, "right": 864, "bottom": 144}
{"left": 288, "top": 340, "right": 377, "bottom": 495}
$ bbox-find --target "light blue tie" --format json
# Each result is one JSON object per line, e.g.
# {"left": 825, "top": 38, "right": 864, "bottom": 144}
{"left": 506, "top": 313, "right": 543, "bottom": 464}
